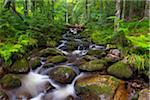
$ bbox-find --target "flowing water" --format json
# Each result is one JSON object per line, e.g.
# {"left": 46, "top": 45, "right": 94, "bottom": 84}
{"left": 1, "top": 27, "right": 107, "bottom": 100}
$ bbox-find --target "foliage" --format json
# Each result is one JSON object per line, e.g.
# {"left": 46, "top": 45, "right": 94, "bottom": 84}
{"left": 127, "top": 54, "right": 148, "bottom": 71}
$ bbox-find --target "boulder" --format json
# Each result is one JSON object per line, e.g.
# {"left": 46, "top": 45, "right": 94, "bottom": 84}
{"left": 107, "top": 60, "right": 133, "bottom": 79}
{"left": 87, "top": 49, "right": 106, "bottom": 58}
{"left": 39, "top": 48, "right": 62, "bottom": 57}
{"left": 0, "top": 74, "right": 21, "bottom": 90}
{"left": 48, "top": 65, "right": 76, "bottom": 84}
{"left": 29, "top": 57, "right": 41, "bottom": 69}
{"left": 46, "top": 55, "right": 67, "bottom": 64}
{"left": 79, "top": 59, "right": 107, "bottom": 71}
{"left": 8, "top": 58, "right": 29, "bottom": 73}
{"left": 75, "top": 74, "right": 120, "bottom": 99}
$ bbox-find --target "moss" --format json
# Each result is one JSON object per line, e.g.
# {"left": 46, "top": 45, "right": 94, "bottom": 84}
{"left": 9, "top": 58, "right": 29, "bottom": 73}
{"left": 46, "top": 55, "right": 67, "bottom": 64}
{"left": 39, "top": 48, "right": 62, "bottom": 57}
{"left": 0, "top": 74, "right": 21, "bottom": 90}
{"left": 107, "top": 61, "right": 133, "bottom": 79}
{"left": 29, "top": 57, "right": 41, "bottom": 69}
{"left": 49, "top": 66, "right": 76, "bottom": 84}
{"left": 46, "top": 40, "right": 57, "bottom": 47}
{"left": 75, "top": 75, "right": 120, "bottom": 99}
{"left": 87, "top": 50, "right": 104, "bottom": 56}
{"left": 79, "top": 59, "right": 107, "bottom": 71}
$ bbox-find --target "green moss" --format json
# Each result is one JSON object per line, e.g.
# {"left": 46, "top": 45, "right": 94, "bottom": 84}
{"left": 0, "top": 74, "right": 21, "bottom": 90}
{"left": 79, "top": 59, "right": 107, "bottom": 71}
{"left": 39, "top": 48, "right": 62, "bottom": 57}
{"left": 9, "top": 58, "right": 29, "bottom": 73}
{"left": 46, "top": 55, "right": 67, "bottom": 64}
{"left": 107, "top": 61, "right": 133, "bottom": 79}
{"left": 87, "top": 50, "right": 104, "bottom": 56}
{"left": 29, "top": 57, "right": 41, "bottom": 69}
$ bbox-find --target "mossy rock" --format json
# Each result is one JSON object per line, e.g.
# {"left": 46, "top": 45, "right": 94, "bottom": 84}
{"left": 0, "top": 91, "right": 9, "bottom": 100}
{"left": 46, "top": 55, "right": 67, "bottom": 64}
{"left": 29, "top": 57, "right": 41, "bottom": 69}
{"left": 79, "top": 59, "right": 107, "bottom": 71}
{"left": 39, "top": 48, "right": 62, "bottom": 57}
{"left": 8, "top": 58, "right": 29, "bottom": 73}
{"left": 87, "top": 50, "right": 106, "bottom": 58}
{"left": 0, "top": 74, "right": 21, "bottom": 90}
{"left": 48, "top": 65, "right": 76, "bottom": 84}
{"left": 83, "top": 55, "right": 97, "bottom": 61}
{"left": 46, "top": 40, "right": 57, "bottom": 48}
{"left": 67, "top": 41, "right": 78, "bottom": 51}
{"left": 107, "top": 60, "right": 133, "bottom": 79}
{"left": 43, "top": 63, "right": 54, "bottom": 68}
{"left": 75, "top": 74, "right": 120, "bottom": 99}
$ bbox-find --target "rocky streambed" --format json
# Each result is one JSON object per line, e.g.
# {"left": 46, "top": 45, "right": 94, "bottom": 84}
{"left": 0, "top": 27, "right": 149, "bottom": 100}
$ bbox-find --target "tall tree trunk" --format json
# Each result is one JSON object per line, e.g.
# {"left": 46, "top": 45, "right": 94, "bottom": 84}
{"left": 114, "top": 0, "right": 121, "bottom": 32}
{"left": 24, "top": 0, "right": 28, "bottom": 17}
{"left": 31, "top": 0, "right": 35, "bottom": 12}
{"left": 99, "top": 0, "right": 102, "bottom": 17}
{"left": 129, "top": 1, "right": 133, "bottom": 20}
{"left": 144, "top": 0, "right": 149, "bottom": 19}
{"left": 65, "top": 0, "right": 68, "bottom": 23}
{"left": 121, "top": 0, "right": 125, "bottom": 19}
{"left": 52, "top": 0, "right": 54, "bottom": 20}
{"left": 85, "top": 0, "right": 88, "bottom": 19}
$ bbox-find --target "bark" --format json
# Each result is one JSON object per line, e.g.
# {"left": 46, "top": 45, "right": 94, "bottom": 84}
{"left": 114, "top": 0, "right": 121, "bottom": 32}
{"left": 52, "top": 0, "right": 54, "bottom": 20}
{"left": 31, "top": 0, "right": 35, "bottom": 12}
{"left": 65, "top": 0, "right": 68, "bottom": 23}
{"left": 24, "top": 0, "right": 28, "bottom": 17}
{"left": 99, "top": 0, "right": 102, "bottom": 17}
{"left": 129, "top": 1, "right": 133, "bottom": 20}
{"left": 121, "top": 0, "right": 125, "bottom": 19}
{"left": 144, "top": 0, "right": 149, "bottom": 19}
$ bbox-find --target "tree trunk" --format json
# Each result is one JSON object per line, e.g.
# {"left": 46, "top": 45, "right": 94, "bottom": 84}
{"left": 52, "top": 0, "right": 54, "bottom": 20}
{"left": 65, "top": 0, "right": 68, "bottom": 23}
{"left": 114, "top": 0, "right": 121, "bottom": 32}
{"left": 121, "top": 0, "right": 125, "bottom": 19}
{"left": 129, "top": 1, "right": 133, "bottom": 20}
{"left": 24, "top": 0, "right": 28, "bottom": 17}
{"left": 31, "top": 0, "right": 35, "bottom": 12}
{"left": 85, "top": 0, "right": 88, "bottom": 19}
{"left": 144, "top": 0, "right": 149, "bottom": 19}
{"left": 99, "top": 0, "right": 102, "bottom": 17}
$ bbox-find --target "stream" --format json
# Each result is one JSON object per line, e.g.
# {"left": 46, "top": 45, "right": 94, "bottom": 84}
{"left": 0, "top": 27, "right": 149, "bottom": 100}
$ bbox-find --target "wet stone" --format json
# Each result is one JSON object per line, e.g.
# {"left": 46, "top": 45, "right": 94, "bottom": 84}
{"left": 29, "top": 57, "right": 41, "bottom": 69}
{"left": 138, "top": 88, "right": 150, "bottom": 100}
{"left": 0, "top": 74, "right": 21, "bottom": 90}
{"left": 48, "top": 65, "right": 76, "bottom": 84}
{"left": 7, "top": 58, "right": 29, "bottom": 73}
{"left": 46, "top": 55, "right": 67, "bottom": 64}
{"left": 75, "top": 74, "right": 120, "bottom": 100}
{"left": 39, "top": 48, "right": 63, "bottom": 57}
{"left": 16, "top": 92, "right": 31, "bottom": 100}
{"left": 107, "top": 60, "right": 133, "bottom": 79}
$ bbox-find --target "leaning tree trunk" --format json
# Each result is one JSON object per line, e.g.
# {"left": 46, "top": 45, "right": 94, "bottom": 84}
{"left": 51, "top": 0, "right": 54, "bottom": 20}
{"left": 85, "top": 0, "right": 88, "bottom": 19}
{"left": 114, "top": 0, "right": 121, "bottom": 32}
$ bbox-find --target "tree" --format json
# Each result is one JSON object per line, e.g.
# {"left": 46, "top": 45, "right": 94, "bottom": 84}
{"left": 121, "top": 0, "right": 125, "bottom": 19}
{"left": 144, "top": 0, "right": 149, "bottom": 19}
{"left": 24, "top": 0, "right": 28, "bottom": 17}
{"left": 114, "top": 0, "right": 121, "bottom": 32}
